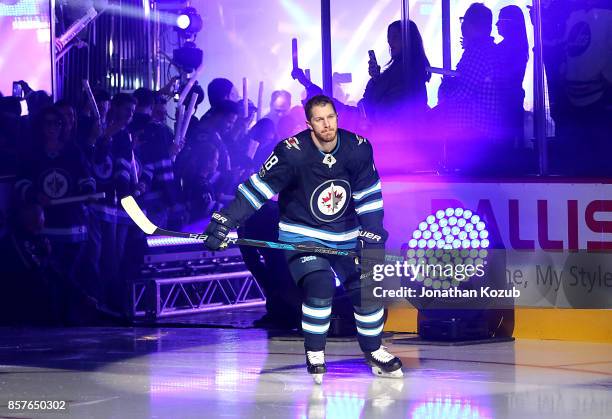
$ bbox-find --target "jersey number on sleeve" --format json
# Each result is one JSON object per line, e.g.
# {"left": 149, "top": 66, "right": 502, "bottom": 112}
{"left": 264, "top": 154, "right": 279, "bottom": 171}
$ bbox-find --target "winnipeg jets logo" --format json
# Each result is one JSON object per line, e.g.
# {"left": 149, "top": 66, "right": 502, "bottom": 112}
{"left": 322, "top": 153, "right": 336, "bottom": 168}
{"left": 93, "top": 156, "right": 113, "bottom": 180}
{"left": 42, "top": 169, "right": 69, "bottom": 198}
{"left": 356, "top": 134, "right": 367, "bottom": 145}
{"left": 310, "top": 179, "right": 351, "bottom": 222}
{"left": 284, "top": 136, "right": 301, "bottom": 150}
{"left": 319, "top": 183, "right": 345, "bottom": 214}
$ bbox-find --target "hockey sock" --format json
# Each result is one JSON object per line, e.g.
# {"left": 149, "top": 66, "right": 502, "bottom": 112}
{"left": 353, "top": 305, "right": 385, "bottom": 353}
{"left": 300, "top": 269, "right": 335, "bottom": 352}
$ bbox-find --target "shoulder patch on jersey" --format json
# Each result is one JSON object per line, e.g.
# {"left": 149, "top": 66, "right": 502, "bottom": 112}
{"left": 355, "top": 134, "right": 367, "bottom": 145}
{"left": 284, "top": 136, "right": 301, "bottom": 151}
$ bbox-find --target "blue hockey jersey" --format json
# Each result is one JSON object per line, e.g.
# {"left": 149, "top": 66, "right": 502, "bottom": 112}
{"left": 221, "top": 128, "right": 387, "bottom": 249}
{"left": 15, "top": 143, "right": 95, "bottom": 242}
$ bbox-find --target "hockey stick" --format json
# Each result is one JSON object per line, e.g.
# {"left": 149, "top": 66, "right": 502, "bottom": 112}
{"left": 120, "top": 196, "right": 357, "bottom": 257}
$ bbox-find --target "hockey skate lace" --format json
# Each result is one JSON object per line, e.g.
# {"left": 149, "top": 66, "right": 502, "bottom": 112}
{"left": 371, "top": 346, "right": 395, "bottom": 363}
{"left": 307, "top": 350, "right": 325, "bottom": 365}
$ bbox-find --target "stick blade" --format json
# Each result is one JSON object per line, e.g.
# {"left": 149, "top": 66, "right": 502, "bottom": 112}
{"left": 120, "top": 196, "right": 157, "bottom": 235}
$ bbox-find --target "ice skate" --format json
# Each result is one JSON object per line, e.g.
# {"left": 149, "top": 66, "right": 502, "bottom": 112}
{"left": 364, "top": 346, "right": 403, "bottom": 378}
{"left": 306, "top": 350, "right": 326, "bottom": 384}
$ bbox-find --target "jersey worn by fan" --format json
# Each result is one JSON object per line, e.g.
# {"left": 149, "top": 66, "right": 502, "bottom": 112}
{"left": 15, "top": 144, "right": 96, "bottom": 242}
{"left": 221, "top": 128, "right": 386, "bottom": 249}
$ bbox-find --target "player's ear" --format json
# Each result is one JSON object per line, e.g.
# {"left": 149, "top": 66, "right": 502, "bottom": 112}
{"left": 306, "top": 119, "right": 313, "bottom": 131}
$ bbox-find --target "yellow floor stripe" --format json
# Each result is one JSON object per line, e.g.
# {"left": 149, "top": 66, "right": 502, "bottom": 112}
{"left": 385, "top": 304, "right": 612, "bottom": 343}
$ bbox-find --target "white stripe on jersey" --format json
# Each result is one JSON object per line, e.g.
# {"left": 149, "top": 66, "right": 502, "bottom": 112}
{"left": 249, "top": 174, "right": 275, "bottom": 199}
{"left": 353, "top": 180, "right": 381, "bottom": 201}
{"left": 239, "top": 184, "right": 263, "bottom": 210}
{"left": 279, "top": 221, "right": 360, "bottom": 242}
{"left": 355, "top": 199, "right": 383, "bottom": 215}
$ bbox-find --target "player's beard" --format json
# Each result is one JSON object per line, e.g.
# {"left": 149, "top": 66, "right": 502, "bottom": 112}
{"left": 314, "top": 127, "right": 337, "bottom": 143}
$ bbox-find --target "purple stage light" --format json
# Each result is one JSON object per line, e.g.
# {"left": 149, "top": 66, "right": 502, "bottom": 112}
{"left": 174, "top": 7, "right": 202, "bottom": 38}
{"left": 176, "top": 14, "right": 191, "bottom": 30}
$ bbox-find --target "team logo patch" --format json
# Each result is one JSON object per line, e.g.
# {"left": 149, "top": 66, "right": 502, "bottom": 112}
{"left": 259, "top": 167, "right": 266, "bottom": 178}
{"left": 356, "top": 134, "right": 367, "bottom": 145}
{"left": 42, "top": 169, "right": 69, "bottom": 199}
{"left": 284, "top": 136, "right": 301, "bottom": 150}
{"left": 310, "top": 179, "right": 351, "bottom": 222}
{"left": 93, "top": 156, "right": 113, "bottom": 180}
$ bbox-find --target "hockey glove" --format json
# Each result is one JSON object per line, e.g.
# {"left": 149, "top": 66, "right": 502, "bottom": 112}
{"left": 204, "top": 211, "right": 237, "bottom": 251}
{"left": 357, "top": 230, "right": 386, "bottom": 281}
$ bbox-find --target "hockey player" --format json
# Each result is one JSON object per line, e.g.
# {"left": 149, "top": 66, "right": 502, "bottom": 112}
{"left": 202, "top": 95, "right": 403, "bottom": 383}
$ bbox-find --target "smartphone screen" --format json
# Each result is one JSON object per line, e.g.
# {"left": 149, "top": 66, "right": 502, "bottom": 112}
{"left": 368, "top": 50, "right": 377, "bottom": 63}
{"left": 12, "top": 82, "right": 23, "bottom": 98}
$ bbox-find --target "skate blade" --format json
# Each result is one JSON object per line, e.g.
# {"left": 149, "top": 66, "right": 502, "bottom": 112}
{"left": 312, "top": 374, "right": 323, "bottom": 384}
{"left": 371, "top": 366, "right": 404, "bottom": 378}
